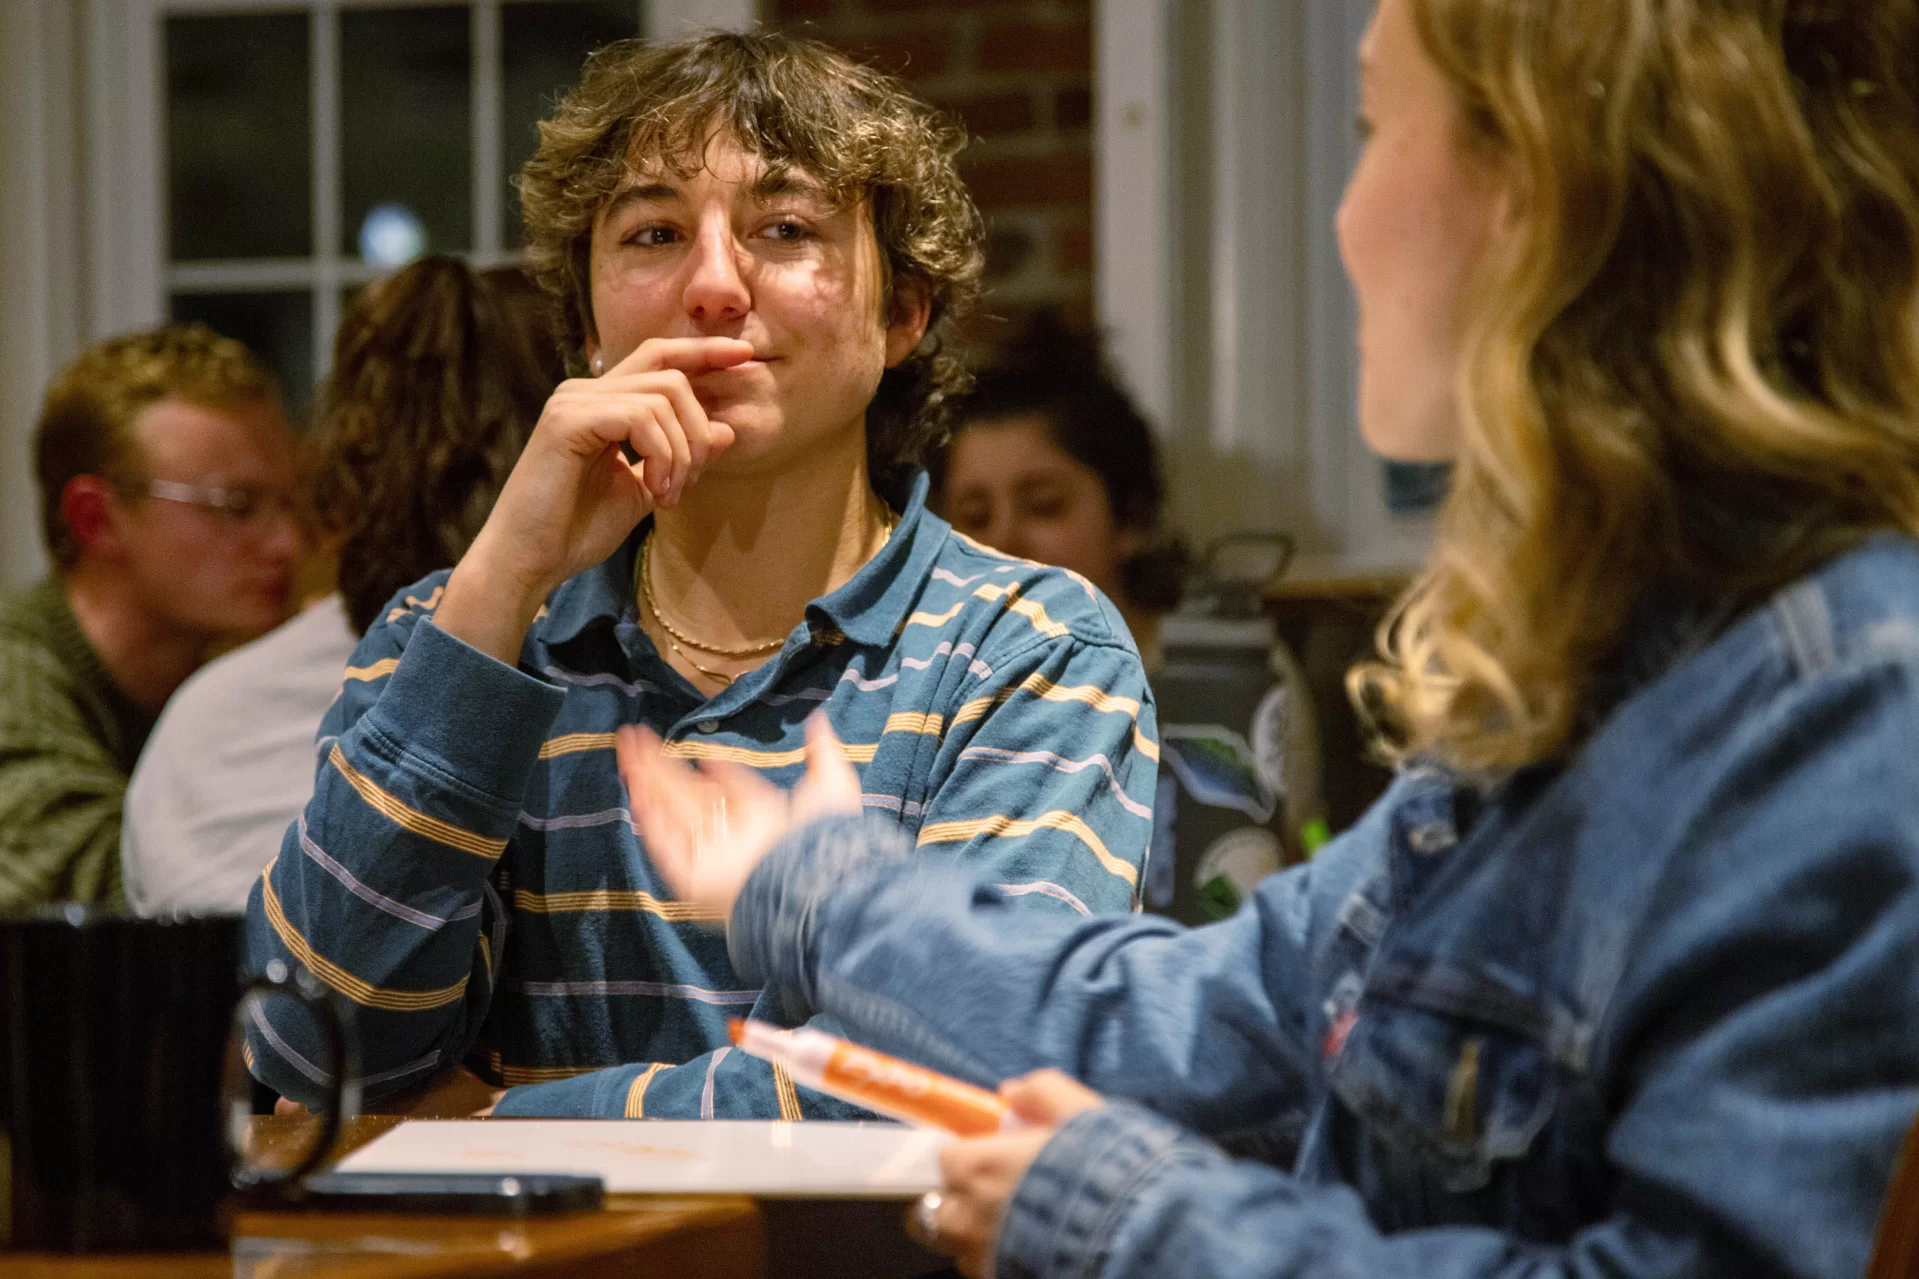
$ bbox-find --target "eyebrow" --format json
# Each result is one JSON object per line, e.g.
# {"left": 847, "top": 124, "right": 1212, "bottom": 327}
{"left": 751, "top": 173, "right": 836, "bottom": 206}
{"left": 600, "top": 172, "right": 839, "bottom": 224}
{"left": 600, "top": 182, "right": 682, "bottom": 222}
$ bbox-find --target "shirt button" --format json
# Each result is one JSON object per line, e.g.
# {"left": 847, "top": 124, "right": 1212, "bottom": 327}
{"left": 696, "top": 718, "right": 721, "bottom": 734}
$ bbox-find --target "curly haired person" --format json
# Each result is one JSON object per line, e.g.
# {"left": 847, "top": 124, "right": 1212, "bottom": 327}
{"left": 245, "top": 31, "right": 1156, "bottom": 1120}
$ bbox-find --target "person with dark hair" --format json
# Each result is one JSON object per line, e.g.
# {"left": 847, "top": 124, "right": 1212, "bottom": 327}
{"left": 122, "top": 258, "right": 562, "bottom": 916}
{"left": 935, "top": 319, "right": 1187, "bottom": 671}
{"left": 0, "top": 325, "right": 296, "bottom": 910}
{"left": 244, "top": 30, "right": 1154, "bottom": 1122}
{"left": 938, "top": 324, "right": 1312, "bottom": 916}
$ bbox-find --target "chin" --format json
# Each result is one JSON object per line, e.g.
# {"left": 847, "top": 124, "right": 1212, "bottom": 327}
{"left": 1356, "top": 387, "right": 1460, "bottom": 463}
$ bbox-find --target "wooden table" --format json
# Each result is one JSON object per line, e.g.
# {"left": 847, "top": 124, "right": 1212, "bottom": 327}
{"left": 0, "top": 1117, "right": 948, "bottom": 1278}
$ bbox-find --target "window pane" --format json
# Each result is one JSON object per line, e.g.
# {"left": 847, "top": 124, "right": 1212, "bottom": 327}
{"left": 341, "top": 8, "right": 472, "bottom": 260}
{"left": 171, "top": 292, "right": 317, "bottom": 424}
{"left": 167, "top": 14, "right": 312, "bottom": 262}
{"left": 502, "top": 2, "right": 642, "bottom": 246}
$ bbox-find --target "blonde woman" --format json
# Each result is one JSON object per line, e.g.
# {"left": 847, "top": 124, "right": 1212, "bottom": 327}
{"left": 623, "top": 0, "right": 1919, "bottom": 1273}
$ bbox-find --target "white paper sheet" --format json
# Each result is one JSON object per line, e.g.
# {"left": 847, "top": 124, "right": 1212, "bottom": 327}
{"left": 334, "top": 1119, "right": 947, "bottom": 1198}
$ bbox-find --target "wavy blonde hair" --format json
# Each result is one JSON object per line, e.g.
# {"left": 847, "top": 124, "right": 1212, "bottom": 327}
{"left": 1353, "top": 0, "right": 1919, "bottom": 775}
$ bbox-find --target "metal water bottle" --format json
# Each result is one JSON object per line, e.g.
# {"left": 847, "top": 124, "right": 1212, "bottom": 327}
{"left": 1146, "top": 535, "right": 1321, "bottom": 925}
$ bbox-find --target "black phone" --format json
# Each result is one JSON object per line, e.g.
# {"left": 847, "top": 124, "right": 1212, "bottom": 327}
{"left": 298, "top": 1171, "right": 606, "bottom": 1217}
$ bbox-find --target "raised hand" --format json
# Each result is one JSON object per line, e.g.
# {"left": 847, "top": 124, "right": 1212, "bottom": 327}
{"left": 435, "top": 336, "right": 755, "bottom": 663}
{"left": 619, "top": 712, "right": 862, "bottom": 920}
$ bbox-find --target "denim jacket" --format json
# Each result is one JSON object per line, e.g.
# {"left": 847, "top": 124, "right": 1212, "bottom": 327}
{"left": 730, "top": 535, "right": 1919, "bottom": 1278}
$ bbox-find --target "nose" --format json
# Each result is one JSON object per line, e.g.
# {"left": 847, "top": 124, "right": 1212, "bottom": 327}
{"left": 258, "top": 504, "right": 302, "bottom": 563}
{"left": 682, "top": 215, "right": 750, "bottom": 327}
{"left": 982, "top": 508, "right": 1027, "bottom": 561}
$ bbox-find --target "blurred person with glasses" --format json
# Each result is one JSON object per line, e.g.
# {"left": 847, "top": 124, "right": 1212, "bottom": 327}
{"left": 122, "top": 260, "right": 563, "bottom": 918}
{"left": 0, "top": 324, "right": 297, "bottom": 910}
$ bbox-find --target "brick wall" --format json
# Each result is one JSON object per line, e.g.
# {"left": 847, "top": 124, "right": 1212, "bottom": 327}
{"left": 760, "top": 0, "right": 1094, "bottom": 357}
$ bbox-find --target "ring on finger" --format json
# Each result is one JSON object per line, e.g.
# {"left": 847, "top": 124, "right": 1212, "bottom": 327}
{"left": 914, "top": 1191, "right": 944, "bottom": 1247}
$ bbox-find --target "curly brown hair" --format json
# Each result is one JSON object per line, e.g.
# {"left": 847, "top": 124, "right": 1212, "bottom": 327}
{"left": 311, "top": 257, "right": 564, "bottom": 634}
{"left": 34, "top": 324, "right": 279, "bottom": 569}
{"left": 518, "top": 28, "right": 985, "bottom": 478}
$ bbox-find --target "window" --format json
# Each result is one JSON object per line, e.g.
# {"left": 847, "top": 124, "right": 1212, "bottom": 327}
{"left": 154, "top": 0, "right": 642, "bottom": 415}
{"left": 1097, "top": 0, "right": 1436, "bottom": 570}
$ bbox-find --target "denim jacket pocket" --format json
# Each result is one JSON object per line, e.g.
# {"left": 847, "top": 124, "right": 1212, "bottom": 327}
{"left": 1328, "top": 959, "right": 1575, "bottom": 1195}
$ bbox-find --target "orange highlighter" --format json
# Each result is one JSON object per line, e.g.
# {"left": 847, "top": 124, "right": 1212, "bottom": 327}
{"left": 728, "top": 1019, "right": 1019, "bottom": 1136}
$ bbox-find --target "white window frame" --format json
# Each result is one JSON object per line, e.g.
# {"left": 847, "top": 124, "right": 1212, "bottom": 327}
{"left": 89, "top": 0, "right": 750, "bottom": 383}
{"left": 1096, "top": 0, "right": 1434, "bottom": 576}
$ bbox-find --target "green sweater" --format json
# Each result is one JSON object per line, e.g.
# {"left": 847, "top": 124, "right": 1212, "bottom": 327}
{"left": 0, "top": 578, "right": 155, "bottom": 908}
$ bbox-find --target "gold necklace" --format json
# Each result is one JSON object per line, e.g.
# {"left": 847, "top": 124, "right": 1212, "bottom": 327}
{"left": 639, "top": 507, "right": 901, "bottom": 685}
{"left": 642, "top": 536, "right": 788, "bottom": 659}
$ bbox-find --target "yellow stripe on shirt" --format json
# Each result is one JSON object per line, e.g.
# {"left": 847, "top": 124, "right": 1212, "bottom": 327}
{"left": 512, "top": 887, "right": 722, "bottom": 922}
{"left": 328, "top": 744, "right": 508, "bottom": 861}
{"left": 625, "top": 1062, "right": 669, "bottom": 1117}
{"left": 953, "top": 673, "right": 1148, "bottom": 734}
{"left": 486, "top": 1052, "right": 611, "bottom": 1088}
{"left": 772, "top": 1062, "right": 803, "bottom": 1121}
{"left": 918, "top": 810, "right": 1140, "bottom": 889}
{"left": 905, "top": 601, "right": 966, "bottom": 629}
{"left": 385, "top": 585, "right": 446, "bottom": 623}
{"left": 1019, "top": 674, "right": 1142, "bottom": 718}
{"left": 883, "top": 710, "right": 944, "bottom": 738}
{"left": 667, "top": 739, "right": 880, "bottom": 767}
{"left": 260, "top": 868, "right": 470, "bottom": 1012}
{"left": 540, "top": 732, "right": 618, "bottom": 759}
{"left": 972, "top": 584, "right": 1070, "bottom": 639}
{"left": 343, "top": 658, "right": 399, "bottom": 682}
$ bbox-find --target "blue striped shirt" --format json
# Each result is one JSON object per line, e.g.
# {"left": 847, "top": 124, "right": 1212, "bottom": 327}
{"left": 244, "top": 473, "right": 1157, "bottom": 1118}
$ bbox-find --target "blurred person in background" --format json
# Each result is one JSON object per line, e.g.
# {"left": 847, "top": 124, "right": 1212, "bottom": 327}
{"left": 934, "top": 318, "right": 1187, "bottom": 672}
{"left": 627, "top": 0, "right": 1919, "bottom": 1274}
{"left": 0, "top": 326, "right": 295, "bottom": 910}
{"left": 244, "top": 30, "right": 1154, "bottom": 1123}
{"left": 935, "top": 327, "right": 1315, "bottom": 914}
{"left": 122, "top": 258, "right": 563, "bottom": 917}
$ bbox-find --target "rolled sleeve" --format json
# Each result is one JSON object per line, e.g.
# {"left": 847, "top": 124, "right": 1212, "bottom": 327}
{"left": 244, "top": 584, "right": 565, "bottom": 1106}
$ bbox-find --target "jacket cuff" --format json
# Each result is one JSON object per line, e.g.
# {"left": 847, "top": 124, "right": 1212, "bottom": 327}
{"left": 362, "top": 617, "right": 565, "bottom": 805}
{"left": 995, "top": 1102, "right": 1210, "bottom": 1279}
{"left": 727, "top": 813, "right": 912, "bottom": 1010}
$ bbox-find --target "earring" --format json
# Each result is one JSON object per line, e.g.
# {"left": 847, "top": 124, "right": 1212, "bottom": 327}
{"left": 590, "top": 353, "right": 604, "bottom": 375}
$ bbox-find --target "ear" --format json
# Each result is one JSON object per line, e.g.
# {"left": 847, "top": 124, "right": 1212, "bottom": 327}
{"left": 60, "top": 476, "right": 128, "bottom": 563}
{"left": 883, "top": 278, "right": 932, "bottom": 368}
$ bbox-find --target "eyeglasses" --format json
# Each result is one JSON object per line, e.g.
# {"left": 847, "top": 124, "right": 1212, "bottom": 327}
{"left": 144, "top": 479, "right": 301, "bottom": 527}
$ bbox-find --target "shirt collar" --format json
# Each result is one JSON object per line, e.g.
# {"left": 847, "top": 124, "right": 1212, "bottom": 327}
{"left": 538, "top": 469, "right": 944, "bottom": 650}
{"left": 810, "top": 469, "right": 944, "bottom": 647}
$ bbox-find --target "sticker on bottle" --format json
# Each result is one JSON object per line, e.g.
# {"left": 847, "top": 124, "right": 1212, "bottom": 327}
{"left": 1192, "top": 826, "right": 1283, "bottom": 920}
{"left": 1161, "top": 725, "right": 1277, "bottom": 823}
{"left": 1249, "top": 683, "right": 1291, "bottom": 802}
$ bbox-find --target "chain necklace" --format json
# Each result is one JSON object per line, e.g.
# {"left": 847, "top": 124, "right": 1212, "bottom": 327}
{"left": 642, "top": 535, "right": 788, "bottom": 659}
{"left": 639, "top": 507, "right": 900, "bottom": 686}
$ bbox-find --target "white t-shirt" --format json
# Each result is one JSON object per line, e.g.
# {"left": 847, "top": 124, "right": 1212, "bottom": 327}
{"left": 122, "top": 594, "right": 359, "bottom": 916}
